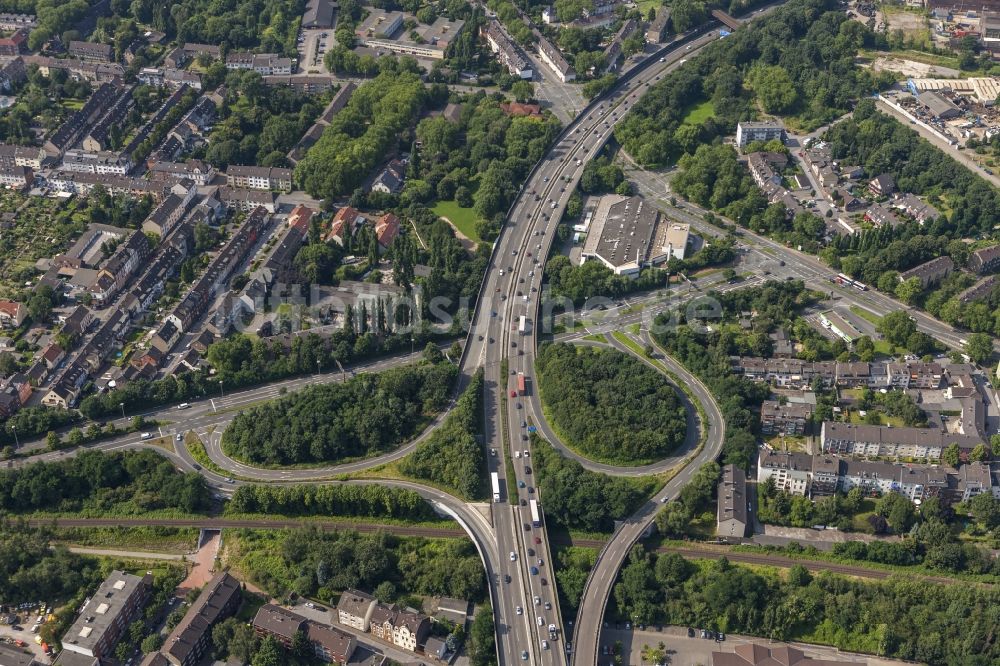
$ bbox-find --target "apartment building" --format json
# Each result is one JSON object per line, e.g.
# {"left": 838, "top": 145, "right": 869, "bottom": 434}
{"left": 821, "top": 421, "right": 983, "bottom": 462}
{"left": 537, "top": 36, "right": 575, "bottom": 82}
{"left": 968, "top": 244, "right": 1000, "bottom": 274}
{"left": 0, "top": 164, "right": 32, "bottom": 189}
{"left": 89, "top": 231, "right": 151, "bottom": 307}
{"left": 898, "top": 256, "right": 954, "bottom": 288}
{"left": 369, "top": 604, "right": 430, "bottom": 652}
{"left": 61, "top": 150, "right": 132, "bottom": 175}
{"left": 225, "top": 52, "right": 294, "bottom": 75}
{"left": 69, "top": 41, "right": 113, "bottom": 62}
{"left": 142, "top": 572, "right": 241, "bottom": 666}
{"left": 717, "top": 464, "right": 748, "bottom": 538}
{"left": 481, "top": 20, "right": 532, "bottom": 78}
{"left": 252, "top": 605, "right": 355, "bottom": 664}
{"left": 60, "top": 571, "right": 150, "bottom": 660}
{"left": 757, "top": 450, "right": 813, "bottom": 496}
{"left": 735, "top": 121, "right": 785, "bottom": 148}
{"left": 759, "top": 400, "right": 813, "bottom": 436}
{"left": 336, "top": 589, "right": 377, "bottom": 632}
{"left": 226, "top": 165, "right": 293, "bottom": 191}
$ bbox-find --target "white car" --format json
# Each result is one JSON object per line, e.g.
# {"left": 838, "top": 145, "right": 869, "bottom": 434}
{"left": 523, "top": 450, "right": 529, "bottom": 457}
{"left": 515, "top": 451, "right": 521, "bottom": 458}
{"left": 510, "top": 551, "right": 517, "bottom": 561}
{"left": 534, "top": 596, "right": 541, "bottom": 606}
{"left": 516, "top": 606, "right": 523, "bottom": 615}
{"left": 536, "top": 616, "right": 544, "bottom": 626}
{"left": 542, "top": 640, "right": 549, "bottom": 650}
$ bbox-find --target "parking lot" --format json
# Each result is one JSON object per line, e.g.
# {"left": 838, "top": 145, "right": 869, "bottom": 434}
{"left": 0, "top": 603, "right": 54, "bottom": 664}
{"left": 299, "top": 28, "right": 332, "bottom": 73}
{"left": 600, "top": 625, "right": 915, "bottom": 666}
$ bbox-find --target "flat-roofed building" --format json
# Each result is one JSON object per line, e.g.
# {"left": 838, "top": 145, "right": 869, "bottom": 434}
{"left": 717, "top": 464, "right": 748, "bottom": 538}
{"left": 759, "top": 400, "right": 813, "bottom": 436}
{"left": 226, "top": 165, "right": 293, "bottom": 191}
{"left": 735, "top": 121, "right": 785, "bottom": 148}
{"left": 581, "top": 195, "right": 666, "bottom": 276}
{"left": 60, "top": 571, "right": 150, "bottom": 660}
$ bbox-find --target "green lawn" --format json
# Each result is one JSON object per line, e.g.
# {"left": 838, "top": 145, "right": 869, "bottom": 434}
{"left": 432, "top": 200, "right": 482, "bottom": 243}
{"left": 681, "top": 99, "right": 715, "bottom": 126}
{"left": 849, "top": 305, "right": 883, "bottom": 326}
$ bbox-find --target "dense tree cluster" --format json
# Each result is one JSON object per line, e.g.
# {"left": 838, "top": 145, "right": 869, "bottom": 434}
{"left": 673, "top": 144, "right": 827, "bottom": 250}
{"left": 0, "top": 405, "right": 77, "bottom": 447}
{"left": 654, "top": 463, "right": 720, "bottom": 537}
{"left": 410, "top": 92, "right": 560, "bottom": 240}
{"left": 825, "top": 100, "right": 1000, "bottom": 236}
{"left": 231, "top": 527, "right": 485, "bottom": 604}
{"left": 652, "top": 283, "right": 814, "bottom": 468}
{"left": 544, "top": 256, "right": 665, "bottom": 305}
{"left": 400, "top": 370, "right": 485, "bottom": 500}
{"left": 0, "top": 525, "right": 101, "bottom": 604}
{"left": 222, "top": 360, "right": 457, "bottom": 465}
{"left": 532, "top": 436, "right": 655, "bottom": 533}
{"left": 615, "top": 0, "right": 890, "bottom": 164}
{"left": 227, "top": 483, "right": 438, "bottom": 520}
{"left": 205, "top": 71, "right": 322, "bottom": 168}
{"left": 535, "top": 343, "right": 687, "bottom": 464}
{"left": 0, "top": 65, "right": 91, "bottom": 144}
{"left": 613, "top": 552, "right": 1000, "bottom": 664}
{"left": 0, "top": 450, "right": 210, "bottom": 514}
{"left": 297, "top": 70, "right": 428, "bottom": 198}
{"left": 124, "top": 0, "right": 303, "bottom": 53}
{"left": 80, "top": 322, "right": 444, "bottom": 419}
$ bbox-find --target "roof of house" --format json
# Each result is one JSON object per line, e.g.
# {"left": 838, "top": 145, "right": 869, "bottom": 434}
{"left": 306, "top": 621, "right": 355, "bottom": 660}
{"left": 252, "top": 604, "right": 306, "bottom": 641}
{"left": 337, "top": 589, "right": 376, "bottom": 618}
{"left": 717, "top": 463, "right": 747, "bottom": 527}
{"left": 376, "top": 213, "right": 400, "bottom": 247}
{"left": 162, "top": 572, "right": 241, "bottom": 665}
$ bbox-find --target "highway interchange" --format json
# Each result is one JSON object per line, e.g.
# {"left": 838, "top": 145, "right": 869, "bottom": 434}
{"left": 9, "top": 8, "right": 988, "bottom": 666}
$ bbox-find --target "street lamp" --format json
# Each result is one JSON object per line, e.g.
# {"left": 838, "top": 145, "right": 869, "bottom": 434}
{"left": 119, "top": 402, "right": 125, "bottom": 425}
{"left": 316, "top": 358, "right": 321, "bottom": 376}
{"left": 11, "top": 425, "right": 17, "bottom": 448}
{"left": 219, "top": 380, "right": 224, "bottom": 399}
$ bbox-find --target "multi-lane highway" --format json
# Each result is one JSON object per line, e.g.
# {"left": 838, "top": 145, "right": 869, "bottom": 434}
{"left": 454, "top": 26, "right": 730, "bottom": 665}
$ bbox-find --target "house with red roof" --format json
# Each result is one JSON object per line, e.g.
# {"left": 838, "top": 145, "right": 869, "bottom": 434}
{"left": 375, "top": 213, "right": 400, "bottom": 250}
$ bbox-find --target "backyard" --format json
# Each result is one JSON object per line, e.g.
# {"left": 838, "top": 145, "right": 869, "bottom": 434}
{"left": 0, "top": 194, "right": 85, "bottom": 298}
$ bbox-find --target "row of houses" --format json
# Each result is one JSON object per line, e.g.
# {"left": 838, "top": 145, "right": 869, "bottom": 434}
{"left": 481, "top": 20, "right": 533, "bottom": 79}
{"left": 253, "top": 605, "right": 356, "bottom": 664}
{"left": 44, "top": 82, "right": 126, "bottom": 156}
{"left": 820, "top": 420, "right": 984, "bottom": 463}
{"left": 746, "top": 151, "right": 805, "bottom": 219}
{"left": 758, "top": 448, "right": 1000, "bottom": 504}
{"left": 225, "top": 52, "right": 294, "bottom": 75}
{"left": 23, "top": 54, "right": 125, "bottom": 83}
{"left": 732, "top": 357, "right": 957, "bottom": 390}
{"left": 336, "top": 589, "right": 430, "bottom": 654}
{"left": 225, "top": 165, "right": 293, "bottom": 191}
{"left": 288, "top": 82, "right": 357, "bottom": 164}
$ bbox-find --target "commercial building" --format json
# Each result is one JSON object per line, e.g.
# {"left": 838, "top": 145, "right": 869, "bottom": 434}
{"left": 356, "top": 9, "right": 404, "bottom": 40}
{"left": 0, "top": 642, "right": 37, "bottom": 666}
{"left": 717, "top": 464, "right": 748, "bottom": 538}
{"left": 735, "top": 121, "right": 785, "bottom": 148}
{"left": 354, "top": 11, "right": 464, "bottom": 59}
{"left": 143, "top": 572, "right": 242, "bottom": 666}
{"left": 581, "top": 195, "right": 684, "bottom": 276}
{"left": 759, "top": 400, "right": 813, "bottom": 436}
{"left": 60, "top": 571, "right": 150, "bottom": 660}
{"left": 819, "top": 310, "right": 862, "bottom": 344}
{"left": 898, "top": 255, "right": 954, "bottom": 288}
{"left": 713, "top": 644, "right": 855, "bottom": 666}
{"left": 917, "top": 90, "right": 962, "bottom": 118}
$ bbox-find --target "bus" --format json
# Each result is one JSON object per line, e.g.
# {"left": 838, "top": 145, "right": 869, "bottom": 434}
{"left": 529, "top": 499, "right": 541, "bottom": 527}
{"left": 518, "top": 315, "right": 528, "bottom": 334}
{"left": 517, "top": 373, "right": 526, "bottom": 396}
{"left": 491, "top": 472, "right": 501, "bottom": 503}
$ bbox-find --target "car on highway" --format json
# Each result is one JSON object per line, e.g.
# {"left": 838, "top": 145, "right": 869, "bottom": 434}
{"left": 536, "top": 616, "right": 544, "bottom": 625}
{"left": 177, "top": 402, "right": 190, "bottom": 409}
{"left": 534, "top": 595, "right": 541, "bottom": 606}
{"left": 521, "top": 651, "right": 529, "bottom": 661}
{"left": 510, "top": 551, "right": 517, "bottom": 561}
{"left": 534, "top": 536, "right": 541, "bottom": 544}
{"left": 544, "top": 601, "right": 551, "bottom": 610}
{"left": 518, "top": 480, "right": 526, "bottom": 488}
{"left": 175, "top": 433, "right": 183, "bottom": 442}
{"left": 530, "top": 566, "right": 539, "bottom": 575}
{"left": 523, "top": 450, "right": 529, "bottom": 457}
{"left": 542, "top": 640, "right": 549, "bottom": 650}
{"left": 516, "top": 606, "right": 523, "bottom": 615}
{"left": 140, "top": 432, "right": 153, "bottom": 440}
